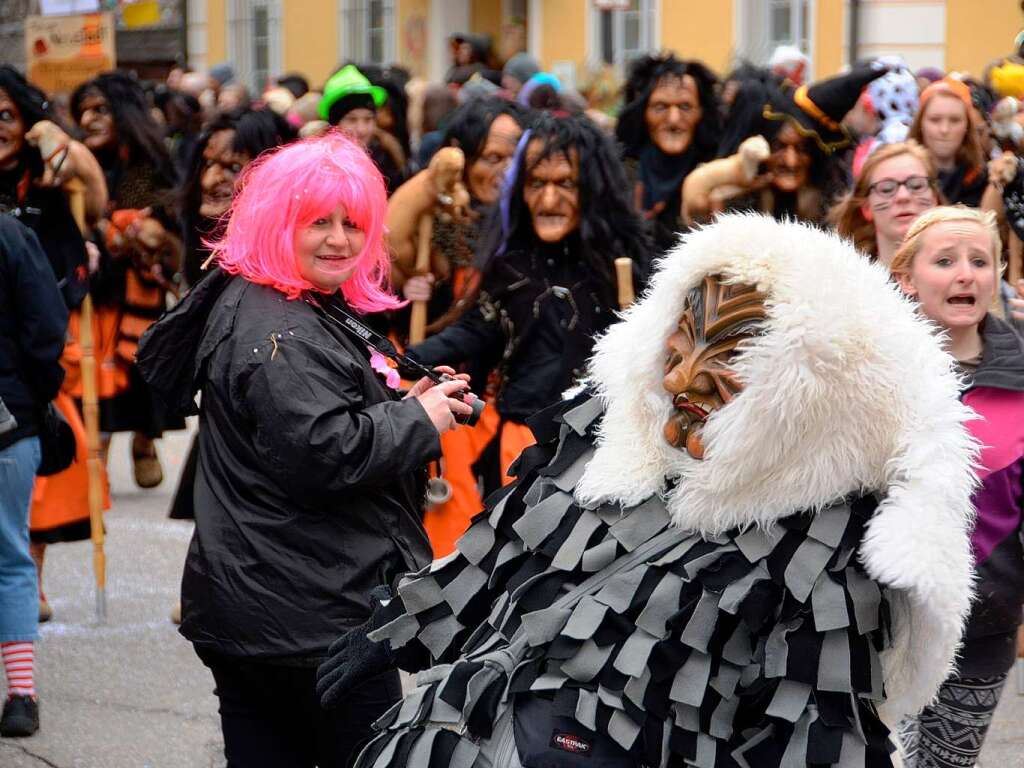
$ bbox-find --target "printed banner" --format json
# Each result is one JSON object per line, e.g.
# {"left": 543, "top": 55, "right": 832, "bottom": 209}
{"left": 25, "top": 12, "right": 116, "bottom": 95}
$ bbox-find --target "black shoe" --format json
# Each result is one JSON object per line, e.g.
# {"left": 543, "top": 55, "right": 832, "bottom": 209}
{"left": 0, "top": 695, "right": 39, "bottom": 737}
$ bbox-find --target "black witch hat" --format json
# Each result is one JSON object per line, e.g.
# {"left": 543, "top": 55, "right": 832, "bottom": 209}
{"left": 763, "top": 60, "right": 890, "bottom": 154}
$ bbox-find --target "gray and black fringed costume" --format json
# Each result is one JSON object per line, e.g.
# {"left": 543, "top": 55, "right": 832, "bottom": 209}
{"left": 356, "top": 390, "right": 896, "bottom": 768}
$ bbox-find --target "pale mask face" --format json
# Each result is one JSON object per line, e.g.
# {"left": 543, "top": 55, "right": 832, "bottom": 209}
{"left": 78, "top": 89, "right": 115, "bottom": 152}
{"left": 766, "top": 122, "right": 812, "bottom": 193}
{"left": 466, "top": 113, "right": 522, "bottom": 205}
{"left": 0, "top": 88, "right": 26, "bottom": 171}
{"left": 663, "top": 277, "right": 766, "bottom": 459}
{"left": 199, "top": 129, "right": 251, "bottom": 219}
{"left": 644, "top": 74, "right": 703, "bottom": 156}
{"left": 522, "top": 141, "right": 579, "bottom": 244}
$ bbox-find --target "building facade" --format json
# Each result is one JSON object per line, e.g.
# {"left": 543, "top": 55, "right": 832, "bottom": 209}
{"left": 0, "top": 0, "right": 184, "bottom": 80}
{"left": 189, "top": 0, "right": 1020, "bottom": 95}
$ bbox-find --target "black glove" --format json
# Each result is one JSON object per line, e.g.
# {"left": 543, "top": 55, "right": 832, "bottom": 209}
{"left": 316, "top": 586, "right": 395, "bottom": 710}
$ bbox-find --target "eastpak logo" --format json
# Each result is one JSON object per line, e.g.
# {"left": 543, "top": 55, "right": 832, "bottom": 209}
{"left": 550, "top": 730, "right": 592, "bottom": 756}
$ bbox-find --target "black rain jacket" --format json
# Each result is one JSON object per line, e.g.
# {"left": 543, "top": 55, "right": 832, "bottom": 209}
{"left": 0, "top": 215, "right": 68, "bottom": 452}
{"left": 137, "top": 271, "right": 439, "bottom": 661}
{"left": 409, "top": 240, "right": 624, "bottom": 424}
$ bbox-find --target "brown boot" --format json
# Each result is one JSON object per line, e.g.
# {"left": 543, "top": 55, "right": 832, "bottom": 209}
{"left": 132, "top": 434, "right": 163, "bottom": 489}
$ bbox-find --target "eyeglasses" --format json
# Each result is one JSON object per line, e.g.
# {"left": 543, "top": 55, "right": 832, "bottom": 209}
{"left": 867, "top": 175, "right": 933, "bottom": 198}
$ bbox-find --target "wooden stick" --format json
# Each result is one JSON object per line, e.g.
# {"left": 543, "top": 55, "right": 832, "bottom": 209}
{"left": 614, "top": 257, "right": 635, "bottom": 309}
{"left": 1009, "top": 231, "right": 1022, "bottom": 287}
{"left": 408, "top": 213, "right": 433, "bottom": 344}
{"left": 65, "top": 178, "right": 106, "bottom": 622}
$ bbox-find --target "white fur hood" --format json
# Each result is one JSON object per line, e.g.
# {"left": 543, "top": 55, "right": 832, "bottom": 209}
{"left": 575, "top": 213, "right": 979, "bottom": 721}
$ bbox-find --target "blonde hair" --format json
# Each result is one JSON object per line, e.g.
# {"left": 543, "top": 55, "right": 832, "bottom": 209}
{"left": 890, "top": 205, "right": 1002, "bottom": 277}
{"left": 889, "top": 206, "right": 1005, "bottom": 317}
{"left": 828, "top": 141, "right": 937, "bottom": 258}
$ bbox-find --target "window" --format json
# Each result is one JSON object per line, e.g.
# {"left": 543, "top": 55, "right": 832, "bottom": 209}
{"left": 736, "top": 0, "right": 813, "bottom": 77}
{"left": 227, "top": 0, "right": 281, "bottom": 93}
{"left": 341, "top": 0, "right": 395, "bottom": 65}
{"left": 591, "top": 0, "right": 657, "bottom": 71}
{"left": 253, "top": 5, "right": 270, "bottom": 90}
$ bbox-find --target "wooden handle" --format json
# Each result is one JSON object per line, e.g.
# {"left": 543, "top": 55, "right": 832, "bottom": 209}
{"left": 614, "top": 257, "right": 635, "bottom": 310}
{"left": 408, "top": 213, "right": 433, "bottom": 345}
{"left": 65, "top": 179, "right": 106, "bottom": 599}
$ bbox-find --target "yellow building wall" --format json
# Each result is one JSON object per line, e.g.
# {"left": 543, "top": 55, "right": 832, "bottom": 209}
{"left": 206, "top": 0, "right": 226, "bottom": 66}
{"left": 282, "top": 0, "right": 338, "bottom": 87}
{"left": 945, "top": 0, "right": 1022, "bottom": 78}
{"left": 397, "top": 0, "right": 431, "bottom": 78}
{"left": 813, "top": 0, "right": 844, "bottom": 77}
{"left": 471, "top": 0, "right": 503, "bottom": 51}
{"left": 538, "top": 0, "right": 587, "bottom": 71}
{"left": 660, "top": 1, "right": 733, "bottom": 75}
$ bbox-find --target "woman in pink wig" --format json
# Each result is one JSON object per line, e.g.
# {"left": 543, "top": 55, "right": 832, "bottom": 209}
{"left": 136, "top": 131, "right": 473, "bottom": 768}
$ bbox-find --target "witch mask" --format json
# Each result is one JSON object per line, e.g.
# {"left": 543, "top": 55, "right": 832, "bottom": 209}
{"left": 663, "top": 275, "right": 766, "bottom": 459}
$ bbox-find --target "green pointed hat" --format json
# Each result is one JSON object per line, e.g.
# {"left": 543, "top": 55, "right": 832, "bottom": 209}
{"left": 319, "top": 64, "right": 387, "bottom": 121}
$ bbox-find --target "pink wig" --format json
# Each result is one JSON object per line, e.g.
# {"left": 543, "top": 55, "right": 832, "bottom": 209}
{"left": 208, "top": 129, "right": 403, "bottom": 313}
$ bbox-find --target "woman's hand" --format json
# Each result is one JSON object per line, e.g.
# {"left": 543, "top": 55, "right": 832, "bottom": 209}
{"left": 24, "top": 120, "right": 73, "bottom": 187}
{"left": 1011, "top": 278, "right": 1024, "bottom": 322}
{"left": 405, "top": 366, "right": 474, "bottom": 434}
{"left": 403, "top": 273, "right": 435, "bottom": 302}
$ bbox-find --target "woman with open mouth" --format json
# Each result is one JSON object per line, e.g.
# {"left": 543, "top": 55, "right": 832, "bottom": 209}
{"left": 890, "top": 205, "right": 1024, "bottom": 768}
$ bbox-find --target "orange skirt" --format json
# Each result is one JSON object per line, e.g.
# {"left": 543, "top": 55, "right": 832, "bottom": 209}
{"left": 30, "top": 392, "right": 111, "bottom": 534}
{"left": 62, "top": 305, "right": 129, "bottom": 401}
{"left": 499, "top": 420, "right": 536, "bottom": 486}
{"left": 422, "top": 403, "right": 500, "bottom": 558}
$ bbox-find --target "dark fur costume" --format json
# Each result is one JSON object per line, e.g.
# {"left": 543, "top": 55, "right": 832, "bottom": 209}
{"left": 358, "top": 391, "right": 896, "bottom": 768}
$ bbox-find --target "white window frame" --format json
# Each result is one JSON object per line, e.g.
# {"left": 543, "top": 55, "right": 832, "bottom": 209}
{"left": 734, "top": 0, "right": 814, "bottom": 79}
{"left": 588, "top": 0, "right": 659, "bottom": 73}
{"left": 339, "top": 0, "right": 396, "bottom": 66}
{"left": 226, "top": 0, "right": 282, "bottom": 94}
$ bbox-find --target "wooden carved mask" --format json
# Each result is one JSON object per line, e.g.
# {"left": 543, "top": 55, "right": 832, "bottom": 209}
{"left": 663, "top": 276, "right": 767, "bottom": 459}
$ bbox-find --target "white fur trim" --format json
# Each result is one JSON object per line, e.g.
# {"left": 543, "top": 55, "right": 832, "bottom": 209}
{"left": 575, "top": 213, "right": 978, "bottom": 720}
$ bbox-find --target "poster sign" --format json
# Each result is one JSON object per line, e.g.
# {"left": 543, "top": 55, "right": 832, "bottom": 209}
{"left": 25, "top": 12, "right": 116, "bottom": 95}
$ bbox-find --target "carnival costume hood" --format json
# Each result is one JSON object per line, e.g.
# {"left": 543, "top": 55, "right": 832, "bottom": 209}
{"left": 356, "top": 214, "right": 977, "bottom": 768}
{"left": 579, "top": 213, "right": 977, "bottom": 719}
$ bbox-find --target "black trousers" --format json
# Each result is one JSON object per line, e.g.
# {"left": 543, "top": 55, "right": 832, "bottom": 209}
{"left": 198, "top": 648, "right": 402, "bottom": 768}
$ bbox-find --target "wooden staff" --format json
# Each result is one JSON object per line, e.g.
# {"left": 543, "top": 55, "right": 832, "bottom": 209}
{"left": 1009, "top": 232, "right": 1022, "bottom": 287}
{"left": 408, "top": 213, "right": 433, "bottom": 344}
{"left": 614, "top": 257, "right": 636, "bottom": 310}
{"left": 65, "top": 178, "right": 107, "bottom": 622}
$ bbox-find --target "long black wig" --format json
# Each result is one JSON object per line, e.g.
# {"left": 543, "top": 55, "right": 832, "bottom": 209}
{"left": 178, "top": 106, "right": 295, "bottom": 286}
{"left": 70, "top": 70, "right": 177, "bottom": 190}
{"left": 441, "top": 96, "right": 526, "bottom": 169}
{"left": 0, "top": 65, "right": 62, "bottom": 179}
{"left": 499, "top": 111, "right": 653, "bottom": 306}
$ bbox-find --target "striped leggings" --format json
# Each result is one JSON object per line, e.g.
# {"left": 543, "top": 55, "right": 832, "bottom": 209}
{"left": 899, "top": 674, "right": 1008, "bottom": 768}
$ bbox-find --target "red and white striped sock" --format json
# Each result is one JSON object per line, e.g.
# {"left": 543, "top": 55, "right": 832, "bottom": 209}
{"left": 1, "top": 642, "right": 35, "bottom": 698}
